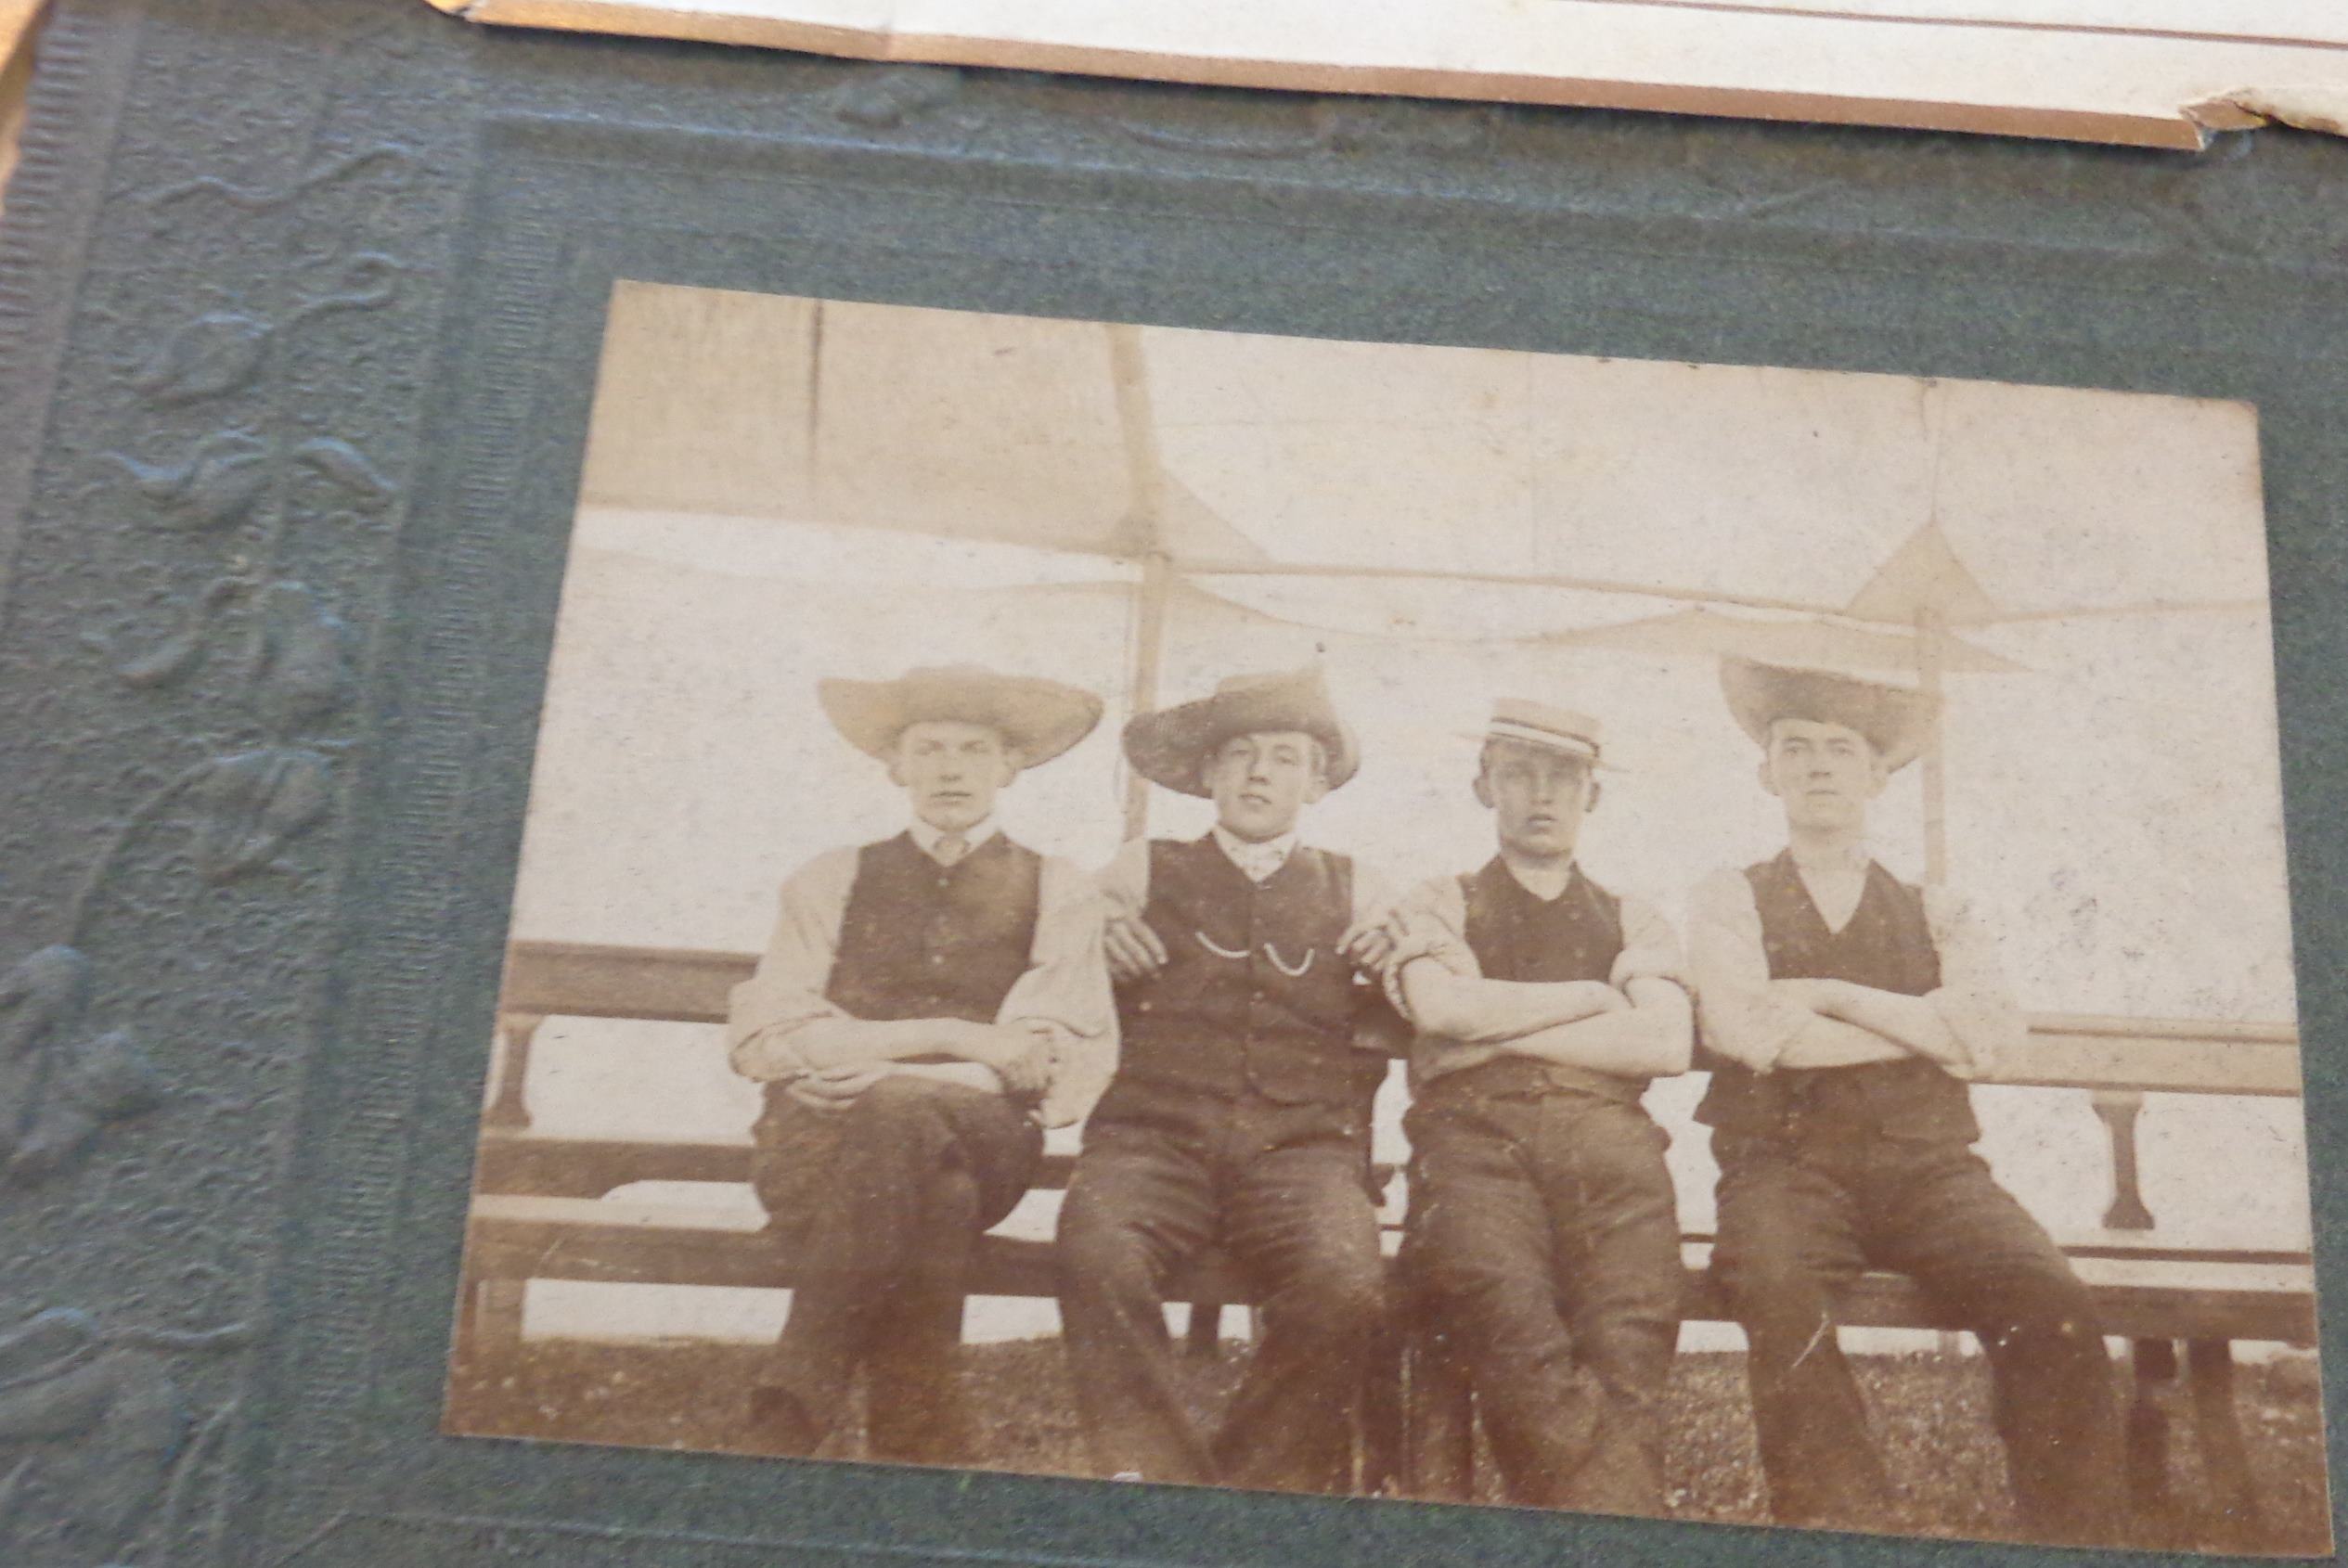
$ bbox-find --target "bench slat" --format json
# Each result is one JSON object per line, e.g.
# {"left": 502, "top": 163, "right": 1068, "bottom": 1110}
{"left": 473, "top": 1135, "right": 1395, "bottom": 1201}
{"left": 462, "top": 1216, "right": 2316, "bottom": 1346}
{"left": 502, "top": 943, "right": 749, "bottom": 1024}
{"left": 1999, "top": 1028, "right": 2300, "bottom": 1097}
{"left": 477, "top": 1136, "right": 755, "bottom": 1193}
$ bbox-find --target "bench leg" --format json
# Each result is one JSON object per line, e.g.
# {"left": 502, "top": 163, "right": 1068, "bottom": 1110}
{"left": 484, "top": 1011, "right": 546, "bottom": 1133}
{"left": 470, "top": 1279, "right": 527, "bottom": 1362}
{"left": 2186, "top": 1339, "right": 2262, "bottom": 1545}
{"left": 2090, "top": 1089, "right": 2156, "bottom": 1231}
{"left": 2125, "top": 1338, "right": 2177, "bottom": 1525}
{"left": 1403, "top": 1330, "right": 1474, "bottom": 1501}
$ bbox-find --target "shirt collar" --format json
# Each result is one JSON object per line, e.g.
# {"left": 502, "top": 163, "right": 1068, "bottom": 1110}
{"left": 1787, "top": 838, "right": 1870, "bottom": 876}
{"left": 1212, "top": 824, "right": 1299, "bottom": 883}
{"left": 910, "top": 815, "right": 1000, "bottom": 862}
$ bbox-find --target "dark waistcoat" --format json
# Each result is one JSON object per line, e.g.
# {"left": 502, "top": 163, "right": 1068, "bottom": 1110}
{"left": 1424, "top": 858, "right": 1645, "bottom": 1106}
{"left": 823, "top": 831, "right": 1042, "bottom": 1026}
{"left": 1108, "top": 836, "right": 1386, "bottom": 1112}
{"left": 1696, "top": 850, "right": 1978, "bottom": 1145}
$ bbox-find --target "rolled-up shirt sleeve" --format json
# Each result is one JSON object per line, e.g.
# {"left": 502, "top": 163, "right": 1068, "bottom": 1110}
{"left": 725, "top": 848, "right": 860, "bottom": 1083}
{"left": 1013, "top": 855, "right": 1116, "bottom": 1128}
{"left": 1920, "top": 884, "right": 2025, "bottom": 1080}
{"left": 1379, "top": 875, "right": 1479, "bottom": 1022}
{"left": 1686, "top": 868, "right": 1810, "bottom": 1073}
{"left": 1611, "top": 893, "right": 1687, "bottom": 993}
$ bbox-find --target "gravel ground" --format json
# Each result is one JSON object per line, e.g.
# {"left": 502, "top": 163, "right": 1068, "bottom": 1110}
{"left": 445, "top": 1337, "right": 2330, "bottom": 1554}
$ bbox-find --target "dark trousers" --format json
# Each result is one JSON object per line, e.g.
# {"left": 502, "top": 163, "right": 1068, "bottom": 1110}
{"left": 1055, "top": 1085, "right": 1388, "bottom": 1493}
{"left": 751, "top": 1075, "right": 1041, "bottom": 1465}
{"left": 1402, "top": 1089, "right": 1683, "bottom": 1513}
{"left": 1710, "top": 1131, "right": 2123, "bottom": 1543}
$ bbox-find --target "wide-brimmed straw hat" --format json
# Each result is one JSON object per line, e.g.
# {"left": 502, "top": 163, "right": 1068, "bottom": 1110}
{"left": 1124, "top": 666, "right": 1360, "bottom": 798}
{"left": 1466, "top": 698, "right": 1616, "bottom": 771}
{"left": 818, "top": 665, "right": 1102, "bottom": 768}
{"left": 1721, "top": 657, "right": 1936, "bottom": 773}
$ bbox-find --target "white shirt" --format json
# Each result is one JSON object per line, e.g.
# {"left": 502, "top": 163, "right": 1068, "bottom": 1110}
{"left": 908, "top": 814, "right": 1001, "bottom": 866}
{"left": 1210, "top": 825, "right": 1299, "bottom": 884}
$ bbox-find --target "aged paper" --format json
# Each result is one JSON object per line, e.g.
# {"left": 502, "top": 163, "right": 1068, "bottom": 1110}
{"left": 442, "top": 280, "right": 2324, "bottom": 1550}
{"left": 422, "top": 0, "right": 2348, "bottom": 148}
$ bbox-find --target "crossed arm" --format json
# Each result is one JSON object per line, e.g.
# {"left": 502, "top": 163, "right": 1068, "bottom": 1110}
{"left": 1400, "top": 965, "right": 1694, "bottom": 1077}
{"left": 765, "top": 1014, "right": 1051, "bottom": 1105}
{"left": 1381, "top": 887, "right": 1694, "bottom": 1078}
{"left": 1685, "top": 869, "right": 2021, "bottom": 1079}
{"left": 1766, "top": 977, "right": 1969, "bottom": 1072}
{"left": 726, "top": 848, "right": 1113, "bottom": 1116}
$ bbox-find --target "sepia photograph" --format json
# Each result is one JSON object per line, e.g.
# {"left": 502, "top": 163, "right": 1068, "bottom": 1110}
{"left": 443, "top": 279, "right": 2322, "bottom": 1554}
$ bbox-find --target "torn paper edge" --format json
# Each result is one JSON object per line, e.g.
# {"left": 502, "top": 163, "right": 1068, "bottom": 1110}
{"left": 419, "top": 0, "right": 2348, "bottom": 150}
{"left": 2189, "top": 85, "right": 2348, "bottom": 140}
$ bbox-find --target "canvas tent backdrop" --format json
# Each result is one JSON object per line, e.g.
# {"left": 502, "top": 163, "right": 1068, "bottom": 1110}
{"left": 498, "top": 282, "right": 2304, "bottom": 1342}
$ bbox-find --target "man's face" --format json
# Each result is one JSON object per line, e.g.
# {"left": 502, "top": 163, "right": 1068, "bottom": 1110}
{"left": 1475, "top": 739, "right": 1597, "bottom": 861}
{"left": 1201, "top": 729, "right": 1327, "bottom": 842}
{"left": 1760, "top": 716, "right": 1887, "bottom": 832}
{"left": 890, "top": 719, "right": 1017, "bottom": 832}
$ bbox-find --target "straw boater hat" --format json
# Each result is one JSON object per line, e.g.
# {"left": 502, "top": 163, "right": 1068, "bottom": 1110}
{"left": 818, "top": 665, "right": 1103, "bottom": 768}
{"left": 1471, "top": 698, "right": 1616, "bottom": 771}
{"left": 1721, "top": 657, "right": 1936, "bottom": 773}
{"left": 1123, "top": 665, "right": 1361, "bottom": 798}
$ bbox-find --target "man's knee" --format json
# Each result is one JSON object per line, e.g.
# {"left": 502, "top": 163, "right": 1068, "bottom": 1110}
{"left": 1409, "top": 1237, "right": 1551, "bottom": 1334}
{"left": 1275, "top": 1248, "right": 1388, "bottom": 1343}
{"left": 1977, "top": 1271, "right": 2105, "bottom": 1358}
{"left": 1580, "top": 1315, "right": 1681, "bottom": 1394}
{"left": 828, "top": 1077, "right": 978, "bottom": 1176}
{"left": 842, "top": 1073, "right": 955, "bottom": 1133}
{"left": 911, "top": 1168, "right": 984, "bottom": 1244}
{"left": 1714, "top": 1243, "right": 1834, "bottom": 1337}
{"left": 1056, "top": 1188, "right": 1159, "bottom": 1306}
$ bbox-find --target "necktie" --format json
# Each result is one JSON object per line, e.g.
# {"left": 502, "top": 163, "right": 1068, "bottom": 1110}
{"left": 934, "top": 831, "right": 969, "bottom": 868}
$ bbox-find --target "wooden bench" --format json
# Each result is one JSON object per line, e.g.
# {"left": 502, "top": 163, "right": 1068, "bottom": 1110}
{"left": 460, "top": 939, "right": 2315, "bottom": 1529}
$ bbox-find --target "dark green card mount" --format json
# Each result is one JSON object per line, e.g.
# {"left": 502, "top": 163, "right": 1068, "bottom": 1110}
{"left": 0, "top": 1, "right": 2343, "bottom": 1563}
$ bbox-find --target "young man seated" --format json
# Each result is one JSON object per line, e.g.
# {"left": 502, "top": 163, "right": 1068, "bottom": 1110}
{"left": 1380, "top": 700, "right": 1692, "bottom": 1514}
{"left": 1686, "top": 657, "right": 2122, "bottom": 1543}
{"left": 726, "top": 664, "right": 1113, "bottom": 1466}
{"left": 1055, "top": 665, "right": 1401, "bottom": 1495}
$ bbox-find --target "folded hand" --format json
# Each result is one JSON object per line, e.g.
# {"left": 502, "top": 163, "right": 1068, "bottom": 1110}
{"left": 1337, "top": 913, "right": 1399, "bottom": 974}
{"left": 784, "top": 1062, "right": 891, "bottom": 1113}
{"left": 998, "top": 1035, "right": 1054, "bottom": 1105}
{"left": 1373, "top": 908, "right": 1467, "bottom": 980}
{"left": 1105, "top": 914, "right": 1169, "bottom": 983}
